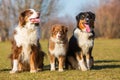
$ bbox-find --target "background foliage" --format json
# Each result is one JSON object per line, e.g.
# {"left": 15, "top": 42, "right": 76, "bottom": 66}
{"left": 0, "top": 0, "right": 120, "bottom": 41}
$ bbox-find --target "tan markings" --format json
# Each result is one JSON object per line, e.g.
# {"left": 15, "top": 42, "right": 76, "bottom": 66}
{"left": 49, "top": 54, "right": 55, "bottom": 64}
{"left": 79, "top": 20, "right": 86, "bottom": 30}
{"left": 30, "top": 51, "right": 37, "bottom": 72}
{"left": 75, "top": 52, "right": 82, "bottom": 61}
{"left": 18, "top": 63, "right": 23, "bottom": 71}
{"left": 58, "top": 56, "right": 65, "bottom": 70}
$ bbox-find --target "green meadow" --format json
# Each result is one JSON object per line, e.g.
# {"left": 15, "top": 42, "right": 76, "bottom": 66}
{"left": 0, "top": 39, "right": 120, "bottom": 80}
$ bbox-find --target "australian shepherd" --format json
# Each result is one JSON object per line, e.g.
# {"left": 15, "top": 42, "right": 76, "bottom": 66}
{"left": 48, "top": 24, "right": 68, "bottom": 72}
{"left": 10, "top": 9, "right": 44, "bottom": 73}
{"left": 65, "top": 12, "right": 95, "bottom": 71}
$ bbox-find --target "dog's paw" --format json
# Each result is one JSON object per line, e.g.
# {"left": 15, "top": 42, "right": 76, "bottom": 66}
{"left": 58, "top": 69, "right": 64, "bottom": 72}
{"left": 50, "top": 68, "right": 55, "bottom": 71}
{"left": 78, "top": 60, "right": 88, "bottom": 71}
{"left": 9, "top": 70, "right": 18, "bottom": 74}
{"left": 81, "top": 66, "right": 88, "bottom": 71}
{"left": 30, "top": 70, "right": 37, "bottom": 73}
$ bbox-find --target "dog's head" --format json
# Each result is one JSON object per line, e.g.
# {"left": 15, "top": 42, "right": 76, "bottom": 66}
{"left": 76, "top": 12, "right": 95, "bottom": 32}
{"left": 51, "top": 24, "right": 68, "bottom": 40}
{"left": 19, "top": 9, "right": 40, "bottom": 27}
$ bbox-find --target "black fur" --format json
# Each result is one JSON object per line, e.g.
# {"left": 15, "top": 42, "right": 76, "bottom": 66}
{"left": 65, "top": 12, "right": 95, "bottom": 70}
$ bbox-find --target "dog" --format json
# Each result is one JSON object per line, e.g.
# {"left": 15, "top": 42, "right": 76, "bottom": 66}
{"left": 48, "top": 24, "right": 68, "bottom": 72}
{"left": 10, "top": 9, "right": 44, "bottom": 73}
{"left": 65, "top": 12, "right": 95, "bottom": 71}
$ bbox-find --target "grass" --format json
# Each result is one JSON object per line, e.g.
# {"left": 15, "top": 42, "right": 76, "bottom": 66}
{"left": 0, "top": 39, "right": 120, "bottom": 80}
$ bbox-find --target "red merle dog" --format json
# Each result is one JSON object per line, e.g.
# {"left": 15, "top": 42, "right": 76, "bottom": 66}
{"left": 9, "top": 9, "right": 44, "bottom": 73}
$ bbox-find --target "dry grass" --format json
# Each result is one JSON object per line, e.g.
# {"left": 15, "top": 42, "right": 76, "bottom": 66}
{"left": 0, "top": 39, "right": 120, "bottom": 80}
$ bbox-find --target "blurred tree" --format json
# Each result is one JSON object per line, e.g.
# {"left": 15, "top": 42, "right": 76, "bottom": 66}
{"left": 79, "top": 0, "right": 120, "bottom": 38}
{"left": 1, "top": 0, "right": 119, "bottom": 40}
{"left": 0, "top": 0, "right": 43, "bottom": 41}
{"left": 40, "top": 0, "right": 65, "bottom": 39}
{"left": 0, "top": 0, "right": 63, "bottom": 40}
{"left": 95, "top": 0, "right": 120, "bottom": 38}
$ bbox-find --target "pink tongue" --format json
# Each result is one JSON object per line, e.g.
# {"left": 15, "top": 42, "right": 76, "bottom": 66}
{"left": 30, "top": 18, "right": 40, "bottom": 23}
{"left": 85, "top": 24, "right": 90, "bottom": 32}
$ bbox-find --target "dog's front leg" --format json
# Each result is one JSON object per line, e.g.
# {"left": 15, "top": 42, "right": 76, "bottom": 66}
{"left": 30, "top": 52, "right": 37, "bottom": 73}
{"left": 58, "top": 56, "right": 65, "bottom": 72}
{"left": 50, "top": 54, "right": 55, "bottom": 71}
{"left": 86, "top": 48, "right": 94, "bottom": 70}
{"left": 86, "top": 53, "right": 91, "bottom": 70}
{"left": 10, "top": 46, "right": 22, "bottom": 74}
{"left": 10, "top": 59, "right": 19, "bottom": 73}
{"left": 86, "top": 54, "right": 94, "bottom": 70}
{"left": 76, "top": 52, "right": 87, "bottom": 71}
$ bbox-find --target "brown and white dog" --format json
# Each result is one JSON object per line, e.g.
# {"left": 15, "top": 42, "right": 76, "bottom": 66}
{"left": 10, "top": 9, "right": 44, "bottom": 73}
{"left": 65, "top": 12, "right": 95, "bottom": 71}
{"left": 48, "top": 24, "right": 68, "bottom": 72}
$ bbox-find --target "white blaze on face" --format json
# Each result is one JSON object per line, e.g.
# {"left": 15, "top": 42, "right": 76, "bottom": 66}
{"left": 28, "top": 9, "right": 40, "bottom": 23}
{"left": 56, "top": 32, "right": 62, "bottom": 39}
{"left": 29, "top": 9, "right": 38, "bottom": 19}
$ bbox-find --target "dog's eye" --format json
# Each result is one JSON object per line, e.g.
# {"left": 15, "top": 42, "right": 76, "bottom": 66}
{"left": 30, "top": 12, "right": 33, "bottom": 14}
{"left": 80, "top": 15, "right": 85, "bottom": 19}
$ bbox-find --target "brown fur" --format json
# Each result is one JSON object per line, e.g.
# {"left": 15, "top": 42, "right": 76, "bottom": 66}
{"left": 9, "top": 9, "right": 44, "bottom": 73}
{"left": 9, "top": 39, "right": 44, "bottom": 71}
{"left": 48, "top": 24, "right": 68, "bottom": 71}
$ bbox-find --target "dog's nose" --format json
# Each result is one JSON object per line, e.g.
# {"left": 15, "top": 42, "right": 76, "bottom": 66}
{"left": 86, "top": 18, "right": 89, "bottom": 23}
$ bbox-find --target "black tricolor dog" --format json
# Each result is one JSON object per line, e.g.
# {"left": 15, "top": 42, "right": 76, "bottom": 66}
{"left": 65, "top": 12, "right": 95, "bottom": 71}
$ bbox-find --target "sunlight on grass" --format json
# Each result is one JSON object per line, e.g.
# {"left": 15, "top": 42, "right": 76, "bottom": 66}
{"left": 0, "top": 39, "right": 120, "bottom": 80}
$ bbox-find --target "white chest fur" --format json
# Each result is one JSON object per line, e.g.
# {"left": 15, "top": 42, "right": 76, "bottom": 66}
{"left": 14, "top": 24, "right": 40, "bottom": 61}
{"left": 14, "top": 25, "right": 40, "bottom": 47}
{"left": 49, "top": 38, "right": 67, "bottom": 58}
{"left": 50, "top": 43, "right": 67, "bottom": 58}
{"left": 74, "top": 28, "right": 94, "bottom": 54}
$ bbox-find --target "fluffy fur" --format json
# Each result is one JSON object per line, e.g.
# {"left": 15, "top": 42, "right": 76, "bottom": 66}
{"left": 10, "top": 9, "right": 44, "bottom": 73}
{"left": 65, "top": 12, "right": 95, "bottom": 71}
{"left": 48, "top": 24, "right": 68, "bottom": 72}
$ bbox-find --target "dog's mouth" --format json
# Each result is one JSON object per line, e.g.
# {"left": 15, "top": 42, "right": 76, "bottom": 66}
{"left": 83, "top": 23, "right": 91, "bottom": 32}
{"left": 30, "top": 17, "right": 40, "bottom": 23}
{"left": 56, "top": 33, "right": 63, "bottom": 40}
{"left": 58, "top": 35, "right": 62, "bottom": 38}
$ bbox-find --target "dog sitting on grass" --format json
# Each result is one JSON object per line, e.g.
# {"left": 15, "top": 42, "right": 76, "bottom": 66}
{"left": 48, "top": 24, "right": 68, "bottom": 72}
{"left": 65, "top": 12, "right": 95, "bottom": 71}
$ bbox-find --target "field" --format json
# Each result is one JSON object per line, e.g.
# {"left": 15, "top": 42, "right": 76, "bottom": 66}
{"left": 0, "top": 39, "right": 120, "bottom": 80}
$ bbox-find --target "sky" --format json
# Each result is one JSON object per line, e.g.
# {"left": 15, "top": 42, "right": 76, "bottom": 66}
{"left": 58, "top": 0, "right": 99, "bottom": 17}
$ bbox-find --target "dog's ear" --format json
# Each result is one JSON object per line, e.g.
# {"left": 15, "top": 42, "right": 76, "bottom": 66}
{"left": 88, "top": 12, "right": 96, "bottom": 21}
{"left": 76, "top": 12, "right": 84, "bottom": 21}
{"left": 51, "top": 25, "right": 56, "bottom": 35}
{"left": 88, "top": 12, "right": 95, "bottom": 28}
{"left": 65, "top": 26, "right": 68, "bottom": 33}
{"left": 76, "top": 12, "right": 83, "bottom": 28}
{"left": 91, "top": 12, "right": 95, "bottom": 21}
{"left": 62, "top": 26, "right": 68, "bottom": 33}
{"left": 19, "top": 10, "right": 26, "bottom": 27}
